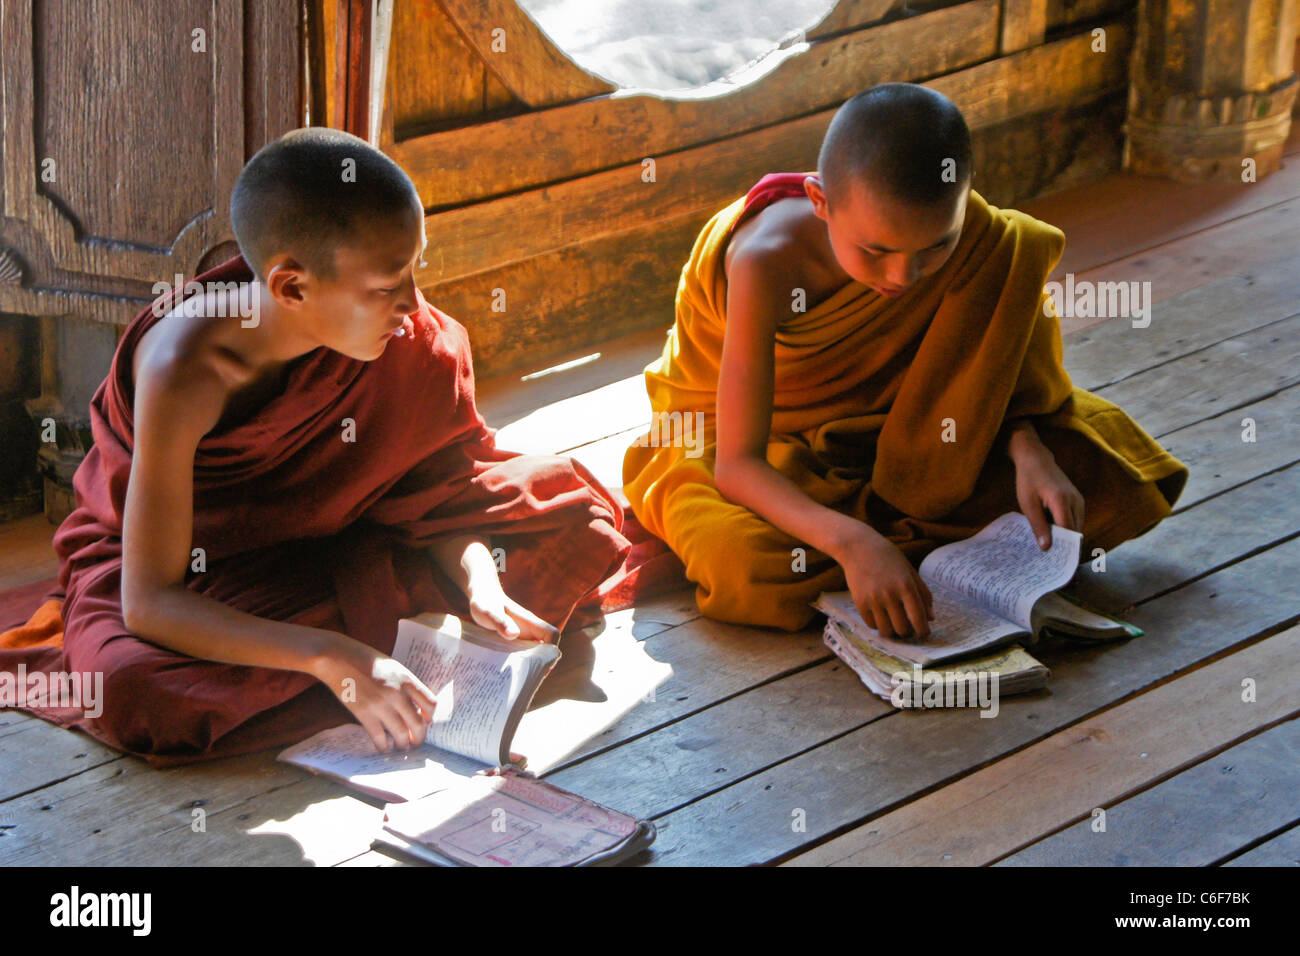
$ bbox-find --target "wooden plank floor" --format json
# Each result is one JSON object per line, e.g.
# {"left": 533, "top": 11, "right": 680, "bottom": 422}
{"left": 2, "top": 130, "right": 1297, "bottom": 866}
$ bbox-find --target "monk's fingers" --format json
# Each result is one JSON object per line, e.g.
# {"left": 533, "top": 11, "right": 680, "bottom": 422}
{"left": 381, "top": 701, "right": 422, "bottom": 749}
{"left": 403, "top": 685, "right": 436, "bottom": 724}
{"left": 394, "top": 692, "right": 429, "bottom": 743}
{"left": 472, "top": 601, "right": 520, "bottom": 639}
{"left": 884, "top": 596, "right": 913, "bottom": 640}
{"left": 903, "top": 588, "right": 931, "bottom": 638}
{"left": 357, "top": 714, "right": 392, "bottom": 754}
{"left": 390, "top": 685, "right": 432, "bottom": 742}
{"left": 1049, "top": 490, "right": 1085, "bottom": 535}
{"left": 504, "top": 598, "right": 560, "bottom": 643}
{"left": 865, "top": 599, "right": 892, "bottom": 638}
{"left": 1023, "top": 502, "right": 1053, "bottom": 550}
{"left": 402, "top": 673, "right": 439, "bottom": 716}
{"left": 1047, "top": 493, "right": 1075, "bottom": 534}
{"left": 856, "top": 594, "right": 894, "bottom": 636}
{"left": 397, "top": 686, "right": 434, "bottom": 728}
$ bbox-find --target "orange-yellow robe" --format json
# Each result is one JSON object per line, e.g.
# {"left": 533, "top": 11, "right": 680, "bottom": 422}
{"left": 622, "top": 174, "right": 1189, "bottom": 631}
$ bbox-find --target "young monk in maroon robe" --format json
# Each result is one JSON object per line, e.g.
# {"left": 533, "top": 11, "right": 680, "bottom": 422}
{"left": 0, "top": 128, "right": 630, "bottom": 764}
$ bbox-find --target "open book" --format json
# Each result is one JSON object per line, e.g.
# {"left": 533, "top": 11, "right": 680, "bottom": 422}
{"left": 278, "top": 612, "right": 655, "bottom": 866}
{"left": 815, "top": 512, "right": 1142, "bottom": 669}
{"left": 278, "top": 612, "right": 560, "bottom": 802}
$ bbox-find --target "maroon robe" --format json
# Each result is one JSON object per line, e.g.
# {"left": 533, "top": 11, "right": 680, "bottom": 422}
{"left": 0, "top": 256, "right": 631, "bottom": 766}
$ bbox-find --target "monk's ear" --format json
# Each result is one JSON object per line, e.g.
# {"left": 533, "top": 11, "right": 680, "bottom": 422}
{"left": 804, "top": 175, "right": 829, "bottom": 220}
{"left": 264, "top": 260, "right": 308, "bottom": 309}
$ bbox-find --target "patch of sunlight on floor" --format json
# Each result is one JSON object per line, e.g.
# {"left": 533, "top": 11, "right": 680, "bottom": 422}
{"left": 494, "top": 375, "right": 652, "bottom": 455}
{"left": 247, "top": 793, "right": 383, "bottom": 866}
{"left": 512, "top": 606, "right": 675, "bottom": 772}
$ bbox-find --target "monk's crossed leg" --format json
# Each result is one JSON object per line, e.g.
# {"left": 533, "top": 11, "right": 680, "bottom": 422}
{"left": 659, "top": 472, "right": 845, "bottom": 632}
{"left": 60, "top": 544, "right": 344, "bottom": 756}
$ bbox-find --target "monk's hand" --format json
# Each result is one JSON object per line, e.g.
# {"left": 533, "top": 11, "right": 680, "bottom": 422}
{"left": 467, "top": 577, "right": 560, "bottom": 644}
{"left": 311, "top": 634, "right": 438, "bottom": 754}
{"left": 837, "top": 530, "right": 934, "bottom": 641}
{"left": 1012, "top": 441, "right": 1085, "bottom": 550}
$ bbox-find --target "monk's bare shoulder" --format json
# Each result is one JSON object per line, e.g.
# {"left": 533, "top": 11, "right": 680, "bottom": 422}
{"left": 132, "top": 287, "right": 274, "bottom": 435}
{"left": 723, "top": 197, "right": 842, "bottom": 314}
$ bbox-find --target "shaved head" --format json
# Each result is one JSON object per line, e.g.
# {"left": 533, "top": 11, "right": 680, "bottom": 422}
{"left": 818, "top": 84, "right": 972, "bottom": 208}
{"left": 230, "top": 127, "right": 421, "bottom": 282}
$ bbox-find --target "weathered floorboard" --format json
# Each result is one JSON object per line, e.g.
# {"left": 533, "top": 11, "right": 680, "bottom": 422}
{"left": 0, "top": 714, "right": 122, "bottom": 804}
{"left": 542, "top": 459, "right": 1299, "bottom": 844}
{"left": 785, "top": 626, "right": 1300, "bottom": 865}
{"left": 996, "top": 717, "right": 1300, "bottom": 866}
{"left": 1092, "top": 314, "right": 1300, "bottom": 437}
{"left": 1061, "top": 252, "right": 1300, "bottom": 392}
{"left": 629, "top": 536, "right": 1300, "bottom": 865}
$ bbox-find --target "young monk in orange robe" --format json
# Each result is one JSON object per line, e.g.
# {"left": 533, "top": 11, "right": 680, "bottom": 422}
{"left": 0, "top": 128, "right": 630, "bottom": 764}
{"left": 623, "top": 84, "right": 1188, "bottom": 635}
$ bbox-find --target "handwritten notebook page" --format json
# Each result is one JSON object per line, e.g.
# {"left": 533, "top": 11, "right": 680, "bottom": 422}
{"left": 277, "top": 724, "right": 486, "bottom": 803}
{"left": 393, "top": 617, "right": 553, "bottom": 766}
{"left": 383, "top": 771, "right": 639, "bottom": 867}
{"left": 816, "top": 588, "right": 1023, "bottom": 667}
{"left": 919, "top": 512, "right": 1080, "bottom": 629}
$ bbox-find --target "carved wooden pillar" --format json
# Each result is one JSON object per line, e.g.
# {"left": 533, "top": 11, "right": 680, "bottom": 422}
{"left": 1126, "top": 0, "right": 1299, "bottom": 182}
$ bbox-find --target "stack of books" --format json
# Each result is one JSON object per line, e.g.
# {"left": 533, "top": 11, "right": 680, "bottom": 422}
{"left": 815, "top": 513, "right": 1142, "bottom": 709}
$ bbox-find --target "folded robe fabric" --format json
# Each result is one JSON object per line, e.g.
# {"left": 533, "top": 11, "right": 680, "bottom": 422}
{"left": 0, "top": 255, "right": 632, "bottom": 765}
{"left": 623, "top": 173, "right": 1190, "bottom": 631}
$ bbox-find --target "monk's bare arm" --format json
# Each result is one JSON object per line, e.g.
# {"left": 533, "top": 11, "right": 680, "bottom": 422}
{"left": 1002, "top": 417, "right": 1085, "bottom": 546}
{"left": 428, "top": 534, "right": 558, "bottom": 641}
{"left": 1004, "top": 418, "right": 1045, "bottom": 456}
{"left": 428, "top": 534, "right": 496, "bottom": 595}
{"left": 119, "top": 358, "right": 335, "bottom": 672}
{"left": 120, "top": 351, "right": 436, "bottom": 750}
{"left": 713, "top": 247, "right": 873, "bottom": 560}
{"left": 714, "top": 245, "right": 932, "bottom": 637}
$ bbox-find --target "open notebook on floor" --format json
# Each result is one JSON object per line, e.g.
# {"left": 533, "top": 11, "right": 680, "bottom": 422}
{"left": 278, "top": 612, "right": 653, "bottom": 866}
{"left": 374, "top": 772, "right": 655, "bottom": 867}
{"left": 815, "top": 512, "right": 1143, "bottom": 670}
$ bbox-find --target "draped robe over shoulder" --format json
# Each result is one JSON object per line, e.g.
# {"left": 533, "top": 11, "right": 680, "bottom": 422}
{"left": 623, "top": 174, "right": 1188, "bottom": 631}
{"left": 0, "top": 256, "right": 630, "bottom": 764}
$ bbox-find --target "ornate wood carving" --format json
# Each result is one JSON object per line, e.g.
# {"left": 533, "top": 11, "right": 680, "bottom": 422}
{"left": 0, "top": 0, "right": 300, "bottom": 323}
{"left": 1126, "top": 0, "right": 1299, "bottom": 182}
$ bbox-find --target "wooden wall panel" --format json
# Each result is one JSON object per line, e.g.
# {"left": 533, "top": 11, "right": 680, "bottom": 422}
{"left": 395, "top": 0, "right": 1002, "bottom": 208}
{"left": 402, "top": 10, "right": 1135, "bottom": 375}
{"left": 431, "top": 213, "right": 708, "bottom": 371}
{"left": 415, "top": 20, "right": 1133, "bottom": 288}
{"left": 435, "top": 90, "right": 1129, "bottom": 378}
{"left": 1045, "top": 0, "right": 1135, "bottom": 31}
{"left": 33, "top": 0, "right": 214, "bottom": 250}
{"left": 245, "top": 1, "right": 304, "bottom": 166}
{"left": 807, "top": 0, "right": 909, "bottom": 38}
{"left": 0, "top": 0, "right": 301, "bottom": 324}
{"left": 389, "top": 0, "right": 518, "bottom": 135}
{"left": 1001, "top": 0, "right": 1049, "bottom": 52}
{"left": 435, "top": 0, "right": 614, "bottom": 107}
